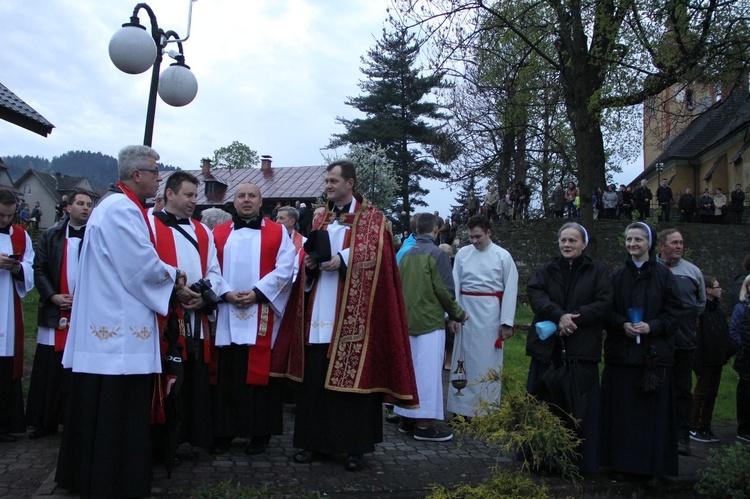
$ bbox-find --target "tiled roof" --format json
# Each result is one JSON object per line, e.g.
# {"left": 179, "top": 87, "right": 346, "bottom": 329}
{"left": 635, "top": 88, "right": 750, "bottom": 183}
{"left": 158, "top": 165, "right": 326, "bottom": 206}
{"left": 0, "top": 83, "right": 54, "bottom": 137}
{"left": 653, "top": 89, "right": 750, "bottom": 165}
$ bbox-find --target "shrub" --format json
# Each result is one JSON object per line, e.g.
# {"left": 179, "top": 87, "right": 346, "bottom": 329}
{"left": 695, "top": 443, "right": 750, "bottom": 498}
{"left": 451, "top": 366, "right": 583, "bottom": 485}
{"left": 428, "top": 470, "right": 553, "bottom": 498}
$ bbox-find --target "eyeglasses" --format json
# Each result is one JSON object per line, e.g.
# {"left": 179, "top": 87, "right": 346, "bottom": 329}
{"left": 709, "top": 286, "right": 722, "bottom": 289}
{"left": 137, "top": 168, "right": 160, "bottom": 175}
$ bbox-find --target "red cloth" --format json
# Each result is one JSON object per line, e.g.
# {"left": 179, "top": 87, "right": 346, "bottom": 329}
{"left": 213, "top": 219, "right": 284, "bottom": 385}
{"left": 10, "top": 226, "right": 26, "bottom": 380}
{"left": 277, "top": 197, "right": 419, "bottom": 407}
{"left": 54, "top": 233, "right": 71, "bottom": 352}
{"left": 153, "top": 217, "right": 212, "bottom": 362}
{"left": 459, "top": 290, "right": 512, "bottom": 348}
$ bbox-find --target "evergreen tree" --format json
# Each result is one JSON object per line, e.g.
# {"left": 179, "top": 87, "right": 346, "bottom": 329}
{"left": 328, "top": 24, "right": 458, "bottom": 229}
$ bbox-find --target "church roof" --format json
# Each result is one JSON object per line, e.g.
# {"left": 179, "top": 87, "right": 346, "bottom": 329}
{"left": 660, "top": 89, "right": 750, "bottom": 162}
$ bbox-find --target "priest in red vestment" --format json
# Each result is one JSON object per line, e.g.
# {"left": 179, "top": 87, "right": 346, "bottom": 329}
{"left": 212, "top": 183, "right": 295, "bottom": 455}
{"left": 0, "top": 187, "right": 35, "bottom": 443}
{"left": 277, "top": 160, "right": 418, "bottom": 472}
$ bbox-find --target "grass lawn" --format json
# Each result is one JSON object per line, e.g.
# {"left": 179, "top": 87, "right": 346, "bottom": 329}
{"left": 17, "top": 293, "right": 739, "bottom": 423}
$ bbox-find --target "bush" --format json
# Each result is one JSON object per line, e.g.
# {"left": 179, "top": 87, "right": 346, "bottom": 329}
{"left": 428, "top": 470, "right": 553, "bottom": 498}
{"left": 191, "top": 481, "right": 323, "bottom": 499}
{"left": 451, "top": 367, "right": 583, "bottom": 485}
{"left": 695, "top": 443, "right": 750, "bottom": 498}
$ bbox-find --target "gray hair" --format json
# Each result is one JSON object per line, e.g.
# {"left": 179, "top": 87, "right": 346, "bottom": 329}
{"left": 200, "top": 207, "right": 232, "bottom": 229}
{"left": 277, "top": 206, "right": 299, "bottom": 223}
{"left": 118, "top": 145, "right": 159, "bottom": 181}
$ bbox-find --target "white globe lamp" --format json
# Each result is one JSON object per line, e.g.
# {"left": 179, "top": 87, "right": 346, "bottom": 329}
{"left": 108, "top": 22, "right": 157, "bottom": 75}
{"left": 158, "top": 63, "right": 198, "bottom": 107}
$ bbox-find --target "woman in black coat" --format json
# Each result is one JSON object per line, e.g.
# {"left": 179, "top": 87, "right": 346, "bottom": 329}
{"left": 526, "top": 222, "right": 613, "bottom": 474}
{"left": 600, "top": 222, "right": 684, "bottom": 485}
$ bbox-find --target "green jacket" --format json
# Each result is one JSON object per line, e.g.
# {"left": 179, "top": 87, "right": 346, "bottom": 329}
{"left": 399, "top": 234, "right": 466, "bottom": 335}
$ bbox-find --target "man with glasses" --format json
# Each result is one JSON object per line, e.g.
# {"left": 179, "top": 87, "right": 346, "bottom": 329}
{"left": 656, "top": 228, "right": 706, "bottom": 457}
{"left": 56, "top": 145, "right": 186, "bottom": 498}
{"left": 0, "top": 188, "right": 35, "bottom": 443}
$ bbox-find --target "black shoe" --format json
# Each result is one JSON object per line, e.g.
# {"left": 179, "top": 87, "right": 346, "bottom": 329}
{"left": 0, "top": 433, "right": 16, "bottom": 443}
{"left": 398, "top": 418, "right": 415, "bottom": 434}
{"left": 245, "top": 435, "right": 270, "bottom": 455}
{"left": 704, "top": 428, "right": 720, "bottom": 442}
{"left": 293, "top": 450, "right": 317, "bottom": 464}
{"left": 28, "top": 427, "right": 56, "bottom": 440}
{"left": 690, "top": 428, "right": 711, "bottom": 443}
{"left": 413, "top": 425, "right": 453, "bottom": 442}
{"left": 345, "top": 453, "right": 363, "bottom": 472}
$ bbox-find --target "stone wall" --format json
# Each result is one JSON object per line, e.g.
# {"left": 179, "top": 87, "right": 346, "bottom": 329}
{"left": 467, "top": 219, "right": 750, "bottom": 311}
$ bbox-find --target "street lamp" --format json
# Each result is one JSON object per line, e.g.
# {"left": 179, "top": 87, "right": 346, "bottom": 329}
{"left": 656, "top": 162, "right": 664, "bottom": 185}
{"left": 108, "top": 1, "right": 198, "bottom": 146}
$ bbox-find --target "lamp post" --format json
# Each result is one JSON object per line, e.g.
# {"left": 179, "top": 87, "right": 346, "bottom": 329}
{"left": 108, "top": 1, "right": 198, "bottom": 146}
{"left": 656, "top": 162, "right": 664, "bottom": 185}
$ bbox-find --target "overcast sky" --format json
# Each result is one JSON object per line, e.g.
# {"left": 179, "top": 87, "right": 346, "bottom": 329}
{"left": 0, "top": 0, "right": 641, "bottom": 217}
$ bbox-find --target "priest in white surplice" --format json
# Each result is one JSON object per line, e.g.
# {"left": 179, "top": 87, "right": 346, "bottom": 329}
{"left": 212, "top": 183, "right": 295, "bottom": 455}
{"left": 0, "top": 188, "right": 34, "bottom": 443}
{"left": 447, "top": 214, "right": 518, "bottom": 418}
{"left": 56, "top": 146, "right": 186, "bottom": 498}
{"left": 148, "top": 171, "right": 223, "bottom": 452}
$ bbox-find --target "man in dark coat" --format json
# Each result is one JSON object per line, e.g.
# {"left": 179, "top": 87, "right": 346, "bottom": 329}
{"left": 730, "top": 183, "right": 745, "bottom": 224}
{"left": 678, "top": 188, "right": 697, "bottom": 223}
{"left": 27, "top": 191, "right": 92, "bottom": 439}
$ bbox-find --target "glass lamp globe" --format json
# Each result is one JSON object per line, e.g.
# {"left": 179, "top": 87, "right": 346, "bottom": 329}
{"left": 158, "top": 63, "right": 198, "bottom": 107}
{"left": 109, "top": 24, "right": 157, "bottom": 75}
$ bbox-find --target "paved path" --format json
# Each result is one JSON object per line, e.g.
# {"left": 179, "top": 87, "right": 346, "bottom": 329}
{"left": 0, "top": 373, "right": 744, "bottom": 498}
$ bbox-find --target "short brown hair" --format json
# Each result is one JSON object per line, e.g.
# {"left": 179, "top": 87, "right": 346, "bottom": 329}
{"left": 0, "top": 188, "right": 16, "bottom": 206}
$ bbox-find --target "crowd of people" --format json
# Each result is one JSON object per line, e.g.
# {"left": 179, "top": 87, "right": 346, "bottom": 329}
{"left": 464, "top": 178, "right": 747, "bottom": 224}
{"left": 0, "top": 149, "right": 748, "bottom": 497}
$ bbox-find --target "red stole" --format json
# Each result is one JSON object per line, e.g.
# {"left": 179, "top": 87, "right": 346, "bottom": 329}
{"left": 116, "top": 181, "right": 155, "bottom": 244}
{"left": 55, "top": 231, "right": 72, "bottom": 352}
{"left": 213, "top": 220, "right": 283, "bottom": 385}
{"left": 9, "top": 226, "right": 26, "bottom": 380}
{"left": 153, "top": 217, "right": 211, "bottom": 362}
{"left": 291, "top": 230, "right": 304, "bottom": 254}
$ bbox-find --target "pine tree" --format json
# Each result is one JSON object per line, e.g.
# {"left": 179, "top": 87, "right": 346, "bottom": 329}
{"left": 328, "top": 24, "right": 458, "bottom": 230}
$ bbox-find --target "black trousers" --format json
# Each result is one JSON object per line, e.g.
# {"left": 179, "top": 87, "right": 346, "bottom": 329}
{"left": 56, "top": 373, "right": 153, "bottom": 499}
{"left": 673, "top": 349, "right": 694, "bottom": 438}
{"left": 691, "top": 365, "right": 723, "bottom": 428}
{"left": 293, "top": 344, "right": 383, "bottom": 455}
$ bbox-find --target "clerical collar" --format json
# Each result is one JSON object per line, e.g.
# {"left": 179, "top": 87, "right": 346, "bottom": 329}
{"left": 68, "top": 224, "right": 86, "bottom": 239}
{"left": 330, "top": 201, "right": 352, "bottom": 216}
{"left": 164, "top": 210, "right": 191, "bottom": 225}
{"left": 0, "top": 224, "right": 10, "bottom": 235}
{"left": 233, "top": 214, "right": 262, "bottom": 230}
